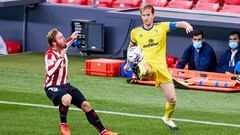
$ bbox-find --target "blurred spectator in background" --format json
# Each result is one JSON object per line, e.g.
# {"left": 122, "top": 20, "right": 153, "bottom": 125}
{"left": 0, "top": 35, "right": 8, "bottom": 55}
{"left": 216, "top": 31, "right": 240, "bottom": 74}
{"left": 176, "top": 30, "right": 217, "bottom": 72}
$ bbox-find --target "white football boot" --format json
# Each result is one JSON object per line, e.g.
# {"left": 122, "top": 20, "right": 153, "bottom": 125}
{"left": 161, "top": 116, "right": 178, "bottom": 130}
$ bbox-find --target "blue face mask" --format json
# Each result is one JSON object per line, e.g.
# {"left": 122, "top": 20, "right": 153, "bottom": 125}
{"left": 193, "top": 41, "right": 202, "bottom": 49}
{"left": 229, "top": 41, "right": 238, "bottom": 49}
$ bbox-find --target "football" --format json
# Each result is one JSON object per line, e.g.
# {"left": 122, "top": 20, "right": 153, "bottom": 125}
{"left": 127, "top": 46, "right": 144, "bottom": 63}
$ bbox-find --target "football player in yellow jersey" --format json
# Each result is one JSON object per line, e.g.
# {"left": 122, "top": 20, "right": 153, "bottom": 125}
{"left": 124, "top": 4, "right": 193, "bottom": 130}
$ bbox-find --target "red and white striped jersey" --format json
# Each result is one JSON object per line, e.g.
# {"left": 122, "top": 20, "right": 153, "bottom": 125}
{"left": 44, "top": 48, "right": 68, "bottom": 88}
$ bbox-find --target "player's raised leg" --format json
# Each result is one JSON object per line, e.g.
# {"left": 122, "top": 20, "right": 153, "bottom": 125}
{"left": 132, "top": 62, "right": 152, "bottom": 79}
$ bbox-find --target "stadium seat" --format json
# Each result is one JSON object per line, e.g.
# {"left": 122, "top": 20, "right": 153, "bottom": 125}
{"left": 4, "top": 41, "right": 21, "bottom": 54}
{"left": 87, "top": 0, "right": 93, "bottom": 5}
{"left": 224, "top": 0, "right": 240, "bottom": 5}
{"left": 167, "top": 0, "right": 194, "bottom": 9}
{"left": 112, "top": 0, "right": 141, "bottom": 9}
{"left": 49, "top": 0, "right": 61, "bottom": 3}
{"left": 197, "top": 0, "right": 222, "bottom": 4}
{"left": 174, "top": 0, "right": 198, "bottom": 4}
{"left": 145, "top": 0, "right": 168, "bottom": 7}
{"left": 194, "top": 2, "right": 220, "bottom": 12}
{"left": 98, "top": 0, "right": 116, "bottom": 8}
{"left": 61, "top": 0, "right": 88, "bottom": 5}
{"left": 220, "top": 4, "right": 240, "bottom": 14}
{"left": 166, "top": 56, "right": 176, "bottom": 68}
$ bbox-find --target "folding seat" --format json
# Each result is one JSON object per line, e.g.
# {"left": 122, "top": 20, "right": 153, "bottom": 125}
{"left": 87, "top": 0, "right": 93, "bottom": 5}
{"left": 166, "top": 56, "right": 176, "bottom": 68}
{"left": 224, "top": 0, "right": 240, "bottom": 5}
{"left": 49, "top": 0, "right": 61, "bottom": 3}
{"left": 145, "top": 0, "right": 168, "bottom": 7}
{"left": 194, "top": 2, "right": 220, "bottom": 12}
{"left": 220, "top": 4, "right": 240, "bottom": 14}
{"left": 197, "top": 0, "right": 222, "bottom": 4}
{"left": 167, "top": 0, "right": 194, "bottom": 9}
{"left": 174, "top": 0, "right": 198, "bottom": 4}
{"left": 61, "top": 0, "right": 88, "bottom": 5}
{"left": 112, "top": 0, "right": 141, "bottom": 9}
{"left": 98, "top": 0, "right": 116, "bottom": 7}
{"left": 4, "top": 41, "right": 21, "bottom": 54}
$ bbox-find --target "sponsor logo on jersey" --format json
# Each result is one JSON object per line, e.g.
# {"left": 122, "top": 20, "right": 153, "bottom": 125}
{"left": 143, "top": 39, "right": 159, "bottom": 48}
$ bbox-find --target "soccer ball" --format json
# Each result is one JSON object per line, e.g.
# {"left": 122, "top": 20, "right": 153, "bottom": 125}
{"left": 127, "top": 46, "right": 144, "bottom": 63}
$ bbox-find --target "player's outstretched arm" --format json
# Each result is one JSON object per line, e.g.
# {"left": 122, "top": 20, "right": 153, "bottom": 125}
{"left": 176, "top": 21, "right": 193, "bottom": 34}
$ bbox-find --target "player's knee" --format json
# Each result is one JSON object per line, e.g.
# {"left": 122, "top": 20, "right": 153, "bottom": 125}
{"left": 81, "top": 101, "right": 92, "bottom": 112}
{"left": 168, "top": 96, "right": 176, "bottom": 104}
{"left": 61, "top": 94, "right": 72, "bottom": 106}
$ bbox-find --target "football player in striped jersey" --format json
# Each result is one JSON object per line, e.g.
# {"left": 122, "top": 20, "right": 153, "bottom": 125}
{"left": 44, "top": 28, "right": 118, "bottom": 135}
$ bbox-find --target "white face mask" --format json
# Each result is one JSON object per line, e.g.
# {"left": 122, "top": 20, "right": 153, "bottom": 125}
{"left": 193, "top": 41, "right": 202, "bottom": 49}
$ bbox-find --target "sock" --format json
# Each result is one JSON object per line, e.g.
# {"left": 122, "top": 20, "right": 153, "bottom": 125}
{"left": 139, "top": 64, "right": 147, "bottom": 76}
{"left": 59, "top": 104, "right": 69, "bottom": 123}
{"left": 164, "top": 102, "right": 176, "bottom": 120}
{"left": 85, "top": 109, "right": 105, "bottom": 133}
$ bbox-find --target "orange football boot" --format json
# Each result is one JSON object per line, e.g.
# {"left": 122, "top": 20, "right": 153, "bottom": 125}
{"left": 59, "top": 123, "right": 71, "bottom": 135}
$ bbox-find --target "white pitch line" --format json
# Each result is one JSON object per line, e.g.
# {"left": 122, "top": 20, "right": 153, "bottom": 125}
{"left": 0, "top": 101, "right": 240, "bottom": 128}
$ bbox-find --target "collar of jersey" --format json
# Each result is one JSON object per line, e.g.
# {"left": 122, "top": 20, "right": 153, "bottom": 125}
{"left": 142, "top": 24, "right": 154, "bottom": 31}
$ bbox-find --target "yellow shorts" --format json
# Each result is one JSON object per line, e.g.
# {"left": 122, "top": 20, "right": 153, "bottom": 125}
{"left": 145, "top": 62, "right": 173, "bottom": 88}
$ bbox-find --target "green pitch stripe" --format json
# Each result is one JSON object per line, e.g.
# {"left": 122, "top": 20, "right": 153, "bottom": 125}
{"left": 1, "top": 100, "right": 240, "bottom": 128}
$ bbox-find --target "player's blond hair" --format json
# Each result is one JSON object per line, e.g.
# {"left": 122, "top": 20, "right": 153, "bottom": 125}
{"left": 140, "top": 4, "right": 155, "bottom": 14}
{"left": 47, "top": 28, "right": 59, "bottom": 47}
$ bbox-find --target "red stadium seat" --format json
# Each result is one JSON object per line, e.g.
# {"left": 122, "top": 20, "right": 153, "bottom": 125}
{"left": 224, "top": 0, "right": 240, "bottom": 5}
{"left": 174, "top": 0, "right": 198, "bottom": 4}
{"left": 49, "top": 0, "right": 61, "bottom": 3}
{"left": 167, "top": 0, "right": 194, "bottom": 9}
{"left": 145, "top": 0, "right": 168, "bottom": 7}
{"left": 112, "top": 0, "right": 141, "bottom": 9}
{"left": 61, "top": 0, "right": 88, "bottom": 5}
{"left": 87, "top": 0, "right": 93, "bottom": 5}
{"left": 98, "top": 0, "right": 116, "bottom": 7}
{"left": 166, "top": 56, "right": 176, "bottom": 68}
{"left": 197, "top": 0, "right": 222, "bottom": 4}
{"left": 87, "top": 0, "right": 116, "bottom": 7}
{"left": 194, "top": 2, "right": 220, "bottom": 12}
{"left": 4, "top": 41, "right": 21, "bottom": 54}
{"left": 220, "top": 4, "right": 240, "bottom": 14}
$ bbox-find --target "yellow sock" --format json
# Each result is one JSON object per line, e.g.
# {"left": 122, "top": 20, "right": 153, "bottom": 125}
{"left": 139, "top": 65, "right": 147, "bottom": 76}
{"left": 164, "top": 102, "right": 176, "bottom": 120}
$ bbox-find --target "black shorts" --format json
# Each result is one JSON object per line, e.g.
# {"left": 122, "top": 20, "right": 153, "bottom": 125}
{"left": 45, "top": 83, "right": 86, "bottom": 106}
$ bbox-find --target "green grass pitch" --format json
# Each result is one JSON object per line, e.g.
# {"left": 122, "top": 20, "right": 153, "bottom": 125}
{"left": 0, "top": 53, "right": 239, "bottom": 135}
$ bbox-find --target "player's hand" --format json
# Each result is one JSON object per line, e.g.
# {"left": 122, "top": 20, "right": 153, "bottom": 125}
{"left": 71, "top": 31, "right": 79, "bottom": 39}
{"left": 124, "top": 63, "right": 130, "bottom": 73}
{"left": 186, "top": 24, "right": 193, "bottom": 34}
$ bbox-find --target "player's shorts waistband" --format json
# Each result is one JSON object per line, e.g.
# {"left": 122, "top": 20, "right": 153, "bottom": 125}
{"left": 44, "top": 83, "right": 70, "bottom": 90}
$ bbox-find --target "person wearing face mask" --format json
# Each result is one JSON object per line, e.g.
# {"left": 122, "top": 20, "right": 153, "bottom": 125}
{"left": 216, "top": 31, "right": 240, "bottom": 74}
{"left": 176, "top": 30, "right": 217, "bottom": 72}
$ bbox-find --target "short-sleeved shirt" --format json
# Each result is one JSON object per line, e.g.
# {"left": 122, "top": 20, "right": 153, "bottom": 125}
{"left": 130, "top": 22, "right": 176, "bottom": 87}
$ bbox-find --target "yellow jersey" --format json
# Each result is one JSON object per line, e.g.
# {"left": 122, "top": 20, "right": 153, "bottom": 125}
{"left": 130, "top": 22, "right": 177, "bottom": 86}
{"left": 130, "top": 22, "right": 175, "bottom": 64}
